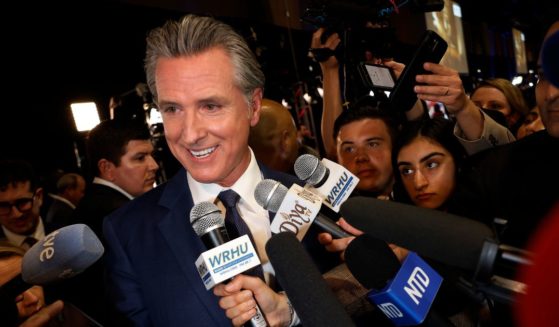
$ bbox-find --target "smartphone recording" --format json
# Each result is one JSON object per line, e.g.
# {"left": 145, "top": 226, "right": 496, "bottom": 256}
{"left": 359, "top": 63, "right": 395, "bottom": 91}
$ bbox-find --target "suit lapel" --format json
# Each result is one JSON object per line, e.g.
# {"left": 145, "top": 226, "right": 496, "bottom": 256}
{"left": 156, "top": 170, "right": 227, "bottom": 324}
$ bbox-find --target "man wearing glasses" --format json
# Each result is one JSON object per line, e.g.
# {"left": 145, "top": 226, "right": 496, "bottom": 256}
{"left": 0, "top": 159, "right": 46, "bottom": 249}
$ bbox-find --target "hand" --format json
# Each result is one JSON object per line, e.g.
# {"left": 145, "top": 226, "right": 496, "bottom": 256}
{"left": 19, "top": 300, "right": 64, "bottom": 327}
{"left": 388, "top": 244, "right": 409, "bottom": 262}
{"left": 213, "top": 275, "right": 292, "bottom": 327}
{"left": 383, "top": 60, "right": 405, "bottom": 79}
{"left": 310, "top": 28, "right": 341, "bottom": 70}
{"left": 414, "top": 62, "right": 471, "bottom": 115}
{"left": 318, "top": 218, "right": 363, "bottom": 259}
{"left": 16, "top": 286, "right": 45, "bottom": 320}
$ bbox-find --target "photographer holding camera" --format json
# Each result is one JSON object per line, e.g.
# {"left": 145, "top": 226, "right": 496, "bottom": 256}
{"left": 310, "top": 27, "right": 514, "bottom": 194}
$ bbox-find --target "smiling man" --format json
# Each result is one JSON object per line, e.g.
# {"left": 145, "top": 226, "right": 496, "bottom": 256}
{"left": 102, "top": 14, "right": 335, "bottom": 327}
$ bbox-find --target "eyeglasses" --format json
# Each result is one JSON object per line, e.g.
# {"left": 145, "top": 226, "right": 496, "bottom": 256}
{"left": 0, "top": 193, "right": 36, "bottom": 216}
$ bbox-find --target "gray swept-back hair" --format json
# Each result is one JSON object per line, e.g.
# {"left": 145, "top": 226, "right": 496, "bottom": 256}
{"left": 145, "top": 14, "right": 265, "bottom": 103}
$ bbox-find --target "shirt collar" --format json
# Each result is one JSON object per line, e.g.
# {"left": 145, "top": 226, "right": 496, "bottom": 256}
{"left": 2, "top": 217, "right": 46, "bottom": 248}
{"left": 188, "top": 148, "right": 263, "bottom": 210}
{"left": 48, "top": 193, "right": 76, "bottom": 209}
{"left": 93, "top": 177, "right": 134, "bottom": 200}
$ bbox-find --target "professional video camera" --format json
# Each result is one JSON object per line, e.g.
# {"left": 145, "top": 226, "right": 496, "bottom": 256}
{"left": 303, "top": 0, "right": 444, "bottom": 109}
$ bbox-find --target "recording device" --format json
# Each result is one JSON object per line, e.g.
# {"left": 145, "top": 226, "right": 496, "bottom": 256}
{"left": 340, "top": 197, "right": 533, "bottom": 299}
{"left": 293, "top": 154, "right": 359, "bottom": 212}
{"left": 389, "top": 29, "right": 448, "bottom": 112}
{"left": 190, "top": 202, "right": 267, "bottom": 327}
{"left": 0, "top": 224, "right": 104, "bottom": 326}
{"left": 358, "top": 63, "right": 396, "bottom": 90}
{"left": 254, "top": 179, "right": 352, "bottom": 239}
{"left": 266, "top": 232, "right": 355, "bottom": 327}
{"left": 345, "top": 235, "right": 450, "bottom": 326}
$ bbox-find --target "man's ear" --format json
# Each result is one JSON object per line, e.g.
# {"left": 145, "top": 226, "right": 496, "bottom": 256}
{"left": 98, "top": 159, "right": 116, "bottom": 181}
{"left": 249, "top": 88, "right": 263, "bottom": 127}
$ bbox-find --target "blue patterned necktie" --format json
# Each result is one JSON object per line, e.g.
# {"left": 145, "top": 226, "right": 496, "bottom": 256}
{"left": 218, "top": 189, "right": 265, "bottom": 281}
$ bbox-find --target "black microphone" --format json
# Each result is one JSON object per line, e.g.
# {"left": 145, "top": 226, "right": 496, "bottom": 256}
{"left": 190, "top": 202, "right": 268, "bottom": 327}
{"left": 254, "top": 179, "right": 352, "bottom": 239}
{"left": 340, "top": 197, "right": 531, "bottom": 281}
{"left": 266, "top": 232, "right": 355, "bottom": 327}
{"left": 345, "top": 234, "right": 453, "bottom": 326}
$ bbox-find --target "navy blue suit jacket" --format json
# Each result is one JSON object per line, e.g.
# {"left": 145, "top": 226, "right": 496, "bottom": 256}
{"left": 103, "top": 164, "right": 337, "bottom": 326}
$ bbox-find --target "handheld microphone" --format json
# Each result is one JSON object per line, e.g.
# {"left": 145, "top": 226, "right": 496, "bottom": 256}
{"left": 340, "top": 197, "right": 531, "bottom": 281}
{"left": 294, "top": 154, "right": 359, "bottom": 212}
{"left": 266, "top": 232, "right": 355, "bottom": 327}
{"left": 345, "top": 234, "right": 449, "bottom": 326}
{"left": 0, "top": 224, "right": 104, "bottom": 303}
{"left": 254, "top": 179, "right": 352, "bottom": 239}
{"left": 190, "top": 202, "right": 267, "bottom": 327}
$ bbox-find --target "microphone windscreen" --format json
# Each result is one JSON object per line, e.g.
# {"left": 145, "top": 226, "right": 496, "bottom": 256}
{"left": 266, "top": 232, "right": 355, "bottom": 327}
{"left": 294, "top": 154, "right": 327, "bottom": 186}
{"left": 22, "top": 224, "right": 104, "bottom": 285}
{"left": 254, "top": 179, "right": 288, "bottom": 212}
{"left": 345, "top": 234, "right": 400, "bottom": 290}
{"left": 340, "top": 197, "right": 494, "bottom": 271}
{"left": 190, "top": 201, "right": 224, "bottom": 236}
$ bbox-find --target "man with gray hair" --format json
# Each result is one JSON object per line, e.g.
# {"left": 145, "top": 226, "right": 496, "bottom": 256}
{"left": 103, "top": 14, "right": 334, "bottom": 326}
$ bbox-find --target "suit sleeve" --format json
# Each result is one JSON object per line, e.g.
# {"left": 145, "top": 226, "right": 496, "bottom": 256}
{"left": 103, "top": 217, "right": 153, "bottom": 327}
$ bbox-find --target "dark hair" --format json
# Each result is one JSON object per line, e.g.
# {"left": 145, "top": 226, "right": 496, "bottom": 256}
{"left": 0, "top": 159, "right": 38, "bottom": 192}
{"left": 392, "top": 117, "right": 467, "bottom": 204}
{"left": 86, "top": 118, "right": 151, "bottom": 176}
{"left": 333, "top": 98, "right": 400, "bottom": 145}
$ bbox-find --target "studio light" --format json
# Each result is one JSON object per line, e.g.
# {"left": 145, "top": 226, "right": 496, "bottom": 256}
{"left": 70, "top": 102, "right": 100, "bottom": 132}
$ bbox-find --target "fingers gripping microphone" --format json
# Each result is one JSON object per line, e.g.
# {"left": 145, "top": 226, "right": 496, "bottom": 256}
{"left": 294, "top": 154, "right": 359, "bottom": 212}
{"left": 266, "top": 232, "right": 355, "bottom": 327}
{"left": 254, "top": 179, "right": 352, "bottom": 239}
{"left": 190, "top": 202, "right": 267, "bottom": 327}
{"left": 1, "top": 224, "right": 104, "bottom": 302}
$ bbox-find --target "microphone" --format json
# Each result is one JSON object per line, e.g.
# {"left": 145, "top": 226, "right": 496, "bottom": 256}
{"left": 190, "top": 202, "right": 267, "bottom": 327}
{"left": 0, "top": 224, "right": 104, "bottom": 305}
{"left": 345, "top": 234, "right": 450, "bottom": 326}
{"left": 293, "top": 154, "right": 359, "bottom": 212}
{"left": 266, "top": 232, "right": 355, "bottom": 327}
{"left": 254, "top": 179, "right": 352, "bottom": 239}
{"left": 340, "top": 197, "right": 531, "bottom": 281}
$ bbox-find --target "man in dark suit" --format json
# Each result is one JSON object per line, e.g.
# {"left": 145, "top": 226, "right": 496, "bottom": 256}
{"left": 45, "top": 172, "right": 86, "bottom": 227}
{"left": 61, "top": 118, "right": 160, "bottom": 325}
{"left": 103, "top": 14, "right": 336, "bottom": 326}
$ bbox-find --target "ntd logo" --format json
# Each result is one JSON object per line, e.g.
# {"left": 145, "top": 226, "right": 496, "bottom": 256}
{"left": 377, "top": 302, "right": 403, "bottom": 319}
{"left": 404, "top": 267, "right": 430, "bottom": 305}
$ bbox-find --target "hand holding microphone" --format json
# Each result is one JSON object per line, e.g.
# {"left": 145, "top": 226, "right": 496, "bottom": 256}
{"left": 190, "top": 202, "right": 267, "bottom": 327}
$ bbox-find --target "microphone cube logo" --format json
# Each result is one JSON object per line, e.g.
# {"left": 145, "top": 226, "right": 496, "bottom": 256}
{"left": 270, "top": 184, "right": 322, "bottom": 240}
{"left": 367, "top": 252, "right": 442, "bottom": 326}
{"left": 313, "top": 158, "right": 359, "bottom": 212}
{"left": 195, "top": 235, "right": 261, "bottom": 290}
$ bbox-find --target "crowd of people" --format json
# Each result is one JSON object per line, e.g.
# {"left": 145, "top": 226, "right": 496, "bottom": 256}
{"left": 0, "top": 12, "right": 557, "bottom": 327}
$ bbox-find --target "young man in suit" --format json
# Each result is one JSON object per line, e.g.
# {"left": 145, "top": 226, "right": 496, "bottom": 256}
{"left": 103, "top": 14, "right": 335, "bottom": 326}
{"left": 0, "top": 160, "right": 46, "bottom": 250}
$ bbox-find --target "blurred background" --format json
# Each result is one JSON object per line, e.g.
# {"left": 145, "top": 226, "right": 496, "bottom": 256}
{"left": 1, "top": 0, "right": 556, "bottom": 180}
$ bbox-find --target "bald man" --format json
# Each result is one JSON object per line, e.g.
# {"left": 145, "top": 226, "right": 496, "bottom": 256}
{"left": 249, "top": 99, "right": 319, "bottom": 174}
